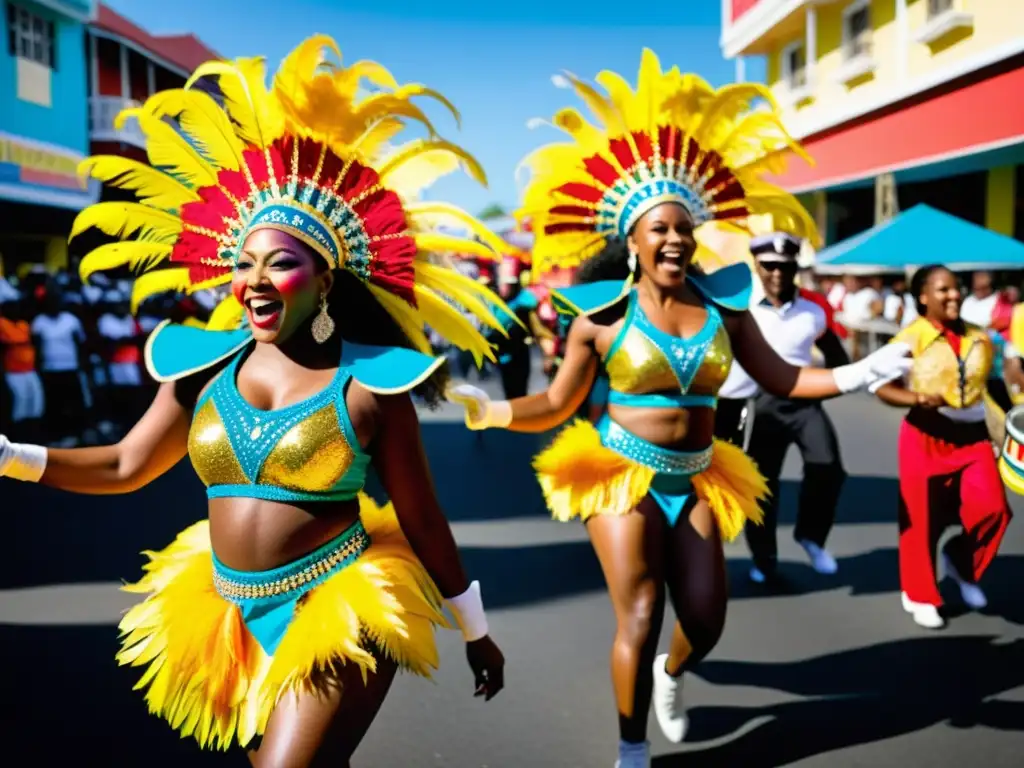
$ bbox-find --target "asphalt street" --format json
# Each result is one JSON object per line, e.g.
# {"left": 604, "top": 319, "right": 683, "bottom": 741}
{"left": 2, "top": 363, "right": 1022, "bottom": 766}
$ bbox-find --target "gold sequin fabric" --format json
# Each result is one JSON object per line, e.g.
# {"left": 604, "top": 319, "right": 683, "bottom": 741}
{"left": 896, "top": 319, "right": 993, "bottom": 409}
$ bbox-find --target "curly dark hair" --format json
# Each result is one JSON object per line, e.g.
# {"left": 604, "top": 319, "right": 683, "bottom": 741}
{"left": 909, "top": 264, "right": 952, "bottom": 317}
{"left": 326, "top": 269, "right": 449, "bottom": 408}
{"left": 573, "top": 237, "right": 634, "bottom": 285}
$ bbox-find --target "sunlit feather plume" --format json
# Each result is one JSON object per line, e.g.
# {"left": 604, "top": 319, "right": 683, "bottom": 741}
{"left": 517, "top": 48, "right": 819, "bottom": 274}
{"left": 72, "top": 35, "right": 512, "bottom": 360}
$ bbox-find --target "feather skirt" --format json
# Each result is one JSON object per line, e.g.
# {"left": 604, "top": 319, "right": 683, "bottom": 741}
{"left": 115, "top": 494, "right": 446, "bottom": 751}
{"left": 533, "top": 419, "right": 768, "bottom": 541}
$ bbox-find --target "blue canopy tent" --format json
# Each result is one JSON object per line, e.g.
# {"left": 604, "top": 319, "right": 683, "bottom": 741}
{"left": 813, "top": 204, "right": 1024, "bottom": 275}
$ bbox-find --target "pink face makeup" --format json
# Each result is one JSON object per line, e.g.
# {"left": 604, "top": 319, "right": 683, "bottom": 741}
{"left": 269, "top": 268, "right": 314, "bottom": 297}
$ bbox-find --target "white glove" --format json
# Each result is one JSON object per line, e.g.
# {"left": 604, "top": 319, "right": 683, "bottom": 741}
{"left": 446, "top": 384, "right": 513, "bottom": 431}
{"left": 834, "top": 341, "right": 914, "bottom": 394}
{"left": 0, "top": 435, "right": 48, "bottom": 482}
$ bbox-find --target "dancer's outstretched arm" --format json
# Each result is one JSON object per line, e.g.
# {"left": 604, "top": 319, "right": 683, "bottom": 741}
{"left": 729, "top": 311, "right": 913, "bottom": 399}
{"left": 370, "top": 389, "right": 505, "bottom": 700}
{"left": 0, "top": 381, "right": 190, "bottom": 494}
{"left": 449, "top": 315, "right": 599, "bottom": 433}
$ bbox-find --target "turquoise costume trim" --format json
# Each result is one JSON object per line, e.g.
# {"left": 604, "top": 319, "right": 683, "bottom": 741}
{"left": 211, "top": 520, "right": 371, "bottom": 654}
{"left": 144, "top": 321, "right": 252, "bottom": 382}
{"left": 551, "top": 263, "right": 752, "bottom": 319}
{"left": 198, "top": 351, "right": 371, "bottom": 502}
{"left": 688, "top": 263, "right": 752, "bottom": 313}
{"left": 550, "top": 279, "right": 631, "bottom": 318}
{"left": 146, "top": 321, "right": 444, "bottom": 394}
{"left": 606, "top": 391, "right": 717, "bottom": 409}
{"left": 596, "top": 414, "right": 713, "bottom": 526}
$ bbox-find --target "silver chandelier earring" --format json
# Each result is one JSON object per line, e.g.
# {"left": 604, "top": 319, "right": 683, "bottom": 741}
{"left": 311, "top": 292, "right": 335, "bottom": 344}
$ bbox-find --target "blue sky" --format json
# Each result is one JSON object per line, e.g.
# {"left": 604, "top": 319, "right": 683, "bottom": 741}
{"left": 105, "top": 0, "right": 764, "bottom": 216}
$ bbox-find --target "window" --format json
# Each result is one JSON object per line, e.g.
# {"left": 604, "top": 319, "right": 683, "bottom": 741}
{"left": 6, "top": 2, "right": 56, "bottom": 69}
{"left": 782, "top": 41, "right": 807, "bottom": 89}
{"left": 842, "top": 1, "right": 872, "bottom": 60}
{"left": 928, "top": 0, "right": 955, "bottom": 17}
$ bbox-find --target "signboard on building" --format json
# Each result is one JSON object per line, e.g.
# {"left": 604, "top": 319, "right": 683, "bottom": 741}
{"left": 0, "top": 130, "right": 99, "bottom": 210}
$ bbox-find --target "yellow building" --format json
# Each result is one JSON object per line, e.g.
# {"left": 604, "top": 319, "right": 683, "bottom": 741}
{"left": 720, "top": 0, "right": 1024, "bottom": 244}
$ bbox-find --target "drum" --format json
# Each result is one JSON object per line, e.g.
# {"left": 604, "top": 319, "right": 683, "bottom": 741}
{"left": 998, "top": 404, "right": 1024, "bottom": 495}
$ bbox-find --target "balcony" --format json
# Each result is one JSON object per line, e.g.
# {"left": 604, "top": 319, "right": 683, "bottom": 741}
{"left": 89, "top": 96, "right": 144, "bottom": 148}
{"left": 914, "top": 6, "right": 974, "bottom": 46}
{"left": 721, "top": 0, "right": 842, "bottom": 59}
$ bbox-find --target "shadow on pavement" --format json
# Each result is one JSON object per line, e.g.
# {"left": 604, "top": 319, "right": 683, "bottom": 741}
{"left": 0, "top": 623, "right": 249, "bottom": 766}
{"left": 654, "top": 635, "right": 1024, "bottom": 768}
{"left": 726, "top": 547, "right": 1024, "bottom": 625}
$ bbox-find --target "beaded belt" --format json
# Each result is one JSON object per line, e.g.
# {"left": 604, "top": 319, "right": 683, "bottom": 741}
{"left": 597, "top": 415, "right": 713, "bottom": 476}
{"left": 212, "top": 520, "right": 370, "bottom": 602}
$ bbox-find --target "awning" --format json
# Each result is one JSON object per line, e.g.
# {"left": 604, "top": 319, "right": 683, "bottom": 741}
{"left": 768, "top": 64, "right": 1024, "bottom": 193}
{"left": 815, "top": 204, "right": 1024, "bottom": 271}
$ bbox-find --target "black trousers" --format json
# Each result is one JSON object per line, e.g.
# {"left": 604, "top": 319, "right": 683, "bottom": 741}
{"left": 744, "top": 393, "right": 846, "bottom": 573}
{"left": 499, "top": 350, "right": 531, "bottom": 399}
{"left": 714, "top": 397, "right": 750, "bottom": 448}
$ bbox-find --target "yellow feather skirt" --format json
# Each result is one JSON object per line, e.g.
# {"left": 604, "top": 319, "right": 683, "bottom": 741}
{"left": 115, "top": 494, "right": 447, "bottom": 751}
{"left": 533, "top": 419, "right": 768, "bottom": 541}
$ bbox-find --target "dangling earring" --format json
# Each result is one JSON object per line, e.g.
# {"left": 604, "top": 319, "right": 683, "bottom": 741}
{"left": 627, "top": 250, "right": 638, "bottom": 273}
{"left": 311, "top": 292, "right": 335, "bottom": 344}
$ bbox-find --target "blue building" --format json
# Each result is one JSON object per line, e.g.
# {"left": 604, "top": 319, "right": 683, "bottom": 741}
{"left": 0, "top": 0, "right": 98, "bottom": 277}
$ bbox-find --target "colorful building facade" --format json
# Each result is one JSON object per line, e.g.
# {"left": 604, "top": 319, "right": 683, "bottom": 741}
{"left": 721, "top": 0, "right": 1024, "bottom": 246}
{"left": 0, "top": 2, "right": 217, "bottom": 279}
{"left": 87, "top": 4, "right": 217, "bottom": 163}
{"left": 0, "top": 0, "right": 98, "bottom": 276}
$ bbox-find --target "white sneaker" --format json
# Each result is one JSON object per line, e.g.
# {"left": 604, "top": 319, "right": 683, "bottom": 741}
{"left": 652, "top": 653, "right": 688, "bottom": 743}
{"left": 615, "top": 739, "right": 650, "bottom": 768}
{"left": 901, "top": 592, "right": 945, "bottom": 629}
{"left": 798, "top": 540, "right": 838, "bottom": 574}
{"left": 942, "top": 553, "right": 988, "bottom": 609}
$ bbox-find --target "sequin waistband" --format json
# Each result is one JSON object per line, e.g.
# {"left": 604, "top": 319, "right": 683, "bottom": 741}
{"left": 212, "top": 520, "right": 370, "bottom": 602}
{"left": 597, "top": 415, "right": 713, "bottom": 476}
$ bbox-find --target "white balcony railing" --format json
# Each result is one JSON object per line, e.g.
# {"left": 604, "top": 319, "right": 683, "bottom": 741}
{"left": 89, "top": 96, "right": 144, "bottom": 148}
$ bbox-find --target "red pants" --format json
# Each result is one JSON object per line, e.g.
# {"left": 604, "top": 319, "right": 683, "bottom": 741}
{"left": 897, "top": 418, "right": 1012, "bottom": 606}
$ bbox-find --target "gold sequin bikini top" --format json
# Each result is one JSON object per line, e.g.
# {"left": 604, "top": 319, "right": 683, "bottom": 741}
{"left": 188, "top": 348, "right": 371, "bottom": 502}
{"left": 602, "top": 288, "right": 733, "bottom": 409}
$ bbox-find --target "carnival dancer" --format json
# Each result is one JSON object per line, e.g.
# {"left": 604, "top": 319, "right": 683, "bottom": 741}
{"left": 448, "top": 50, "right": 913, "bottom": 767}
{"left": 874, "top": 265, "right": 1012, "bottom": 630}
{"left": 0, "top": 36, "right": 508, "bottom": 763}
{"left": 740, "top": 232, "right": 851, "bottom": 583}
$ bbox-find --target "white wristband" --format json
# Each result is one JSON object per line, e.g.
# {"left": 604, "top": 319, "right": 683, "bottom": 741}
{"left": 446, "top": 580, "right": 489, "bottom": 642}
{"left": 486, "top": 401, "right": 513, "bottom": 429}
{"left": 0, "top": 439, "right": 48, "bottom": 483}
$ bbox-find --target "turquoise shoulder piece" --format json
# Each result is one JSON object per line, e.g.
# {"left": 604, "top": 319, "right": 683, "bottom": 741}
{"left": 144, "top": 321, "right": 252, "bottom": 382}
{"left": 550, "top": 279, "right": 631, "bottom": 318}
{"left": 689, "top": 263, "right": 752, "bottom": 313}
{"left": 341, "top": 342, "right": 444, "bottom": 394}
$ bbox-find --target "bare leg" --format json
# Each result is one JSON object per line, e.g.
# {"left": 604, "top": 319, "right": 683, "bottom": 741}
{"left": 249, "top": 656, "right": 398, "bottom": 768}
{"left": 664, "top": 499, "right": 727, "bottom": 677}
{"left": 586, "top": 499, "right": 666, "bottom": 744}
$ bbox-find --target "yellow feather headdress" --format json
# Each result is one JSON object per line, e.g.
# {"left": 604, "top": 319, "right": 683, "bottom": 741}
{"left": 72, "top": 35, "right": 511, "bottom": 364}
{"left": 516, "top": 49, "right": 819, "bottom": 274}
